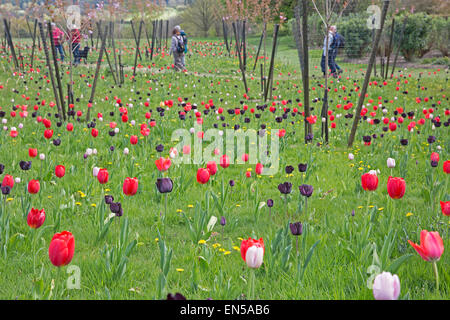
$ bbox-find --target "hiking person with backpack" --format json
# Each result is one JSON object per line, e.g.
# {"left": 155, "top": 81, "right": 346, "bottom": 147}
{"left": 320, "top": 25, "right": 336, "bottom": 78}
{"left": 180, "top": 29, "right": 188, "bottom": 68}
{"left": 330, "top": 26, "right": 344, "bottom": 75}
{"left": 170, "top": 26, "right": 185, "bottom": 71}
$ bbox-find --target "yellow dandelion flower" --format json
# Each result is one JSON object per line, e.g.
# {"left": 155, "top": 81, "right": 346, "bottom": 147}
{"left": 198, "top": 240, "right": 206, "bottom": 245}
{"left": 212, "top": 243, "right": 221, "bottom": 249}
{"left": 236, "top": 204, "right": 241, "bottom": 207}
{"left": 155, "top": 238, "right": 159, "bottom": 242}
{"left": 406, "top": 212, "right": 413, "bottom": 217}
{"left": 238, "top": 237, "right": 244, "bottom": 241}
{"left": 91, "top": 203, "right": 97, "bottom": 207}
{"left": 75, "top": 202, "right": 82, "bottom": 206}
{"left": 224, "top": 251, "right": 231, "bottom": 255}
{"left": 105, "top": 188, "right": 111, "bottom": 192}
{"left": 358, "top": 206, "right": 363, "bottom": 209}
{"left": 6, "top": 198, "right": 13, "bottom": 202}
{"left": 233, "top": 246, "right": 240, "bottom": 251}
{"left": 176, "top": 268, "right": 184, "bottom": 272}
{"left": 187, "top": 204, "right": 194, "bottom": 208}
{"left": 176, "top": 209, "right": 183, "bottom": 213}
{"left": 378, "top": 208, "right": 384, "bottom": 211}
{"left": 48, "top": 196, "right": 52, "bottom": 199}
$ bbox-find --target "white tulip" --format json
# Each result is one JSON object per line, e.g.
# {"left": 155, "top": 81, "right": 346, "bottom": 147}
{"left": 373, "top": 272, "right": 400, "bottom": 300}
{"left": 387, "top": 158, "right": 396, "bottom": 168}
{"left": 348, "top": 153, "right": 354, "bottom": 160}
{"left": 245, "top": 246, "right": 264, "bottom": 269}
{"left": 93, "top": 167, "right": 100, "bottom": 177}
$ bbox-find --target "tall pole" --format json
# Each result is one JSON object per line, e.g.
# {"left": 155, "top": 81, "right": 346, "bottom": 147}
{"left": 348, "top": 0, "right": 390, "bottom": 148}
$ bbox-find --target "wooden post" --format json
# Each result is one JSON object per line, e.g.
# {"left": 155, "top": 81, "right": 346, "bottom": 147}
{"left": 150, "top": 21, "right": 156, "bottom": 61}
{"left": 130, "top": 20, "right": 142, "bottom": 61}
{"left": 30, "top": 19, "right": 37, "bottom": 69}
{"left": 232, "top": 22, "right": 249, "bottom": 97}
{"left": 253, "top": 23, "right": 266, "bottom": 72}
{"left": 347, "top": 0, "right": 390, "bottom": 148}
{"left": 86, "top": 24, "right": 108, "bottom": 122}
{"left": 300, "top": 0, "right": 312, "bottom": 142}
{"left": 264, "top": 24, "right": 280, "bottom": 102}
{"left": 47, "top": 22, "right": 66, "bottom": 121}
{"left": 222, "top": 18, "right": 230, "bottom": 54}
{"left": 3, "top": 19, "right": 19, "bottom": 70}
{"left": 385, "top": 18, "right": 395, "bottom": 79}
{"left": 38, "top": 22, "right": 63, "bottom": 120}
{"left": 391, "top": 16, "right": 408, "bottom": 78}
{"left": 132, "top": 21, "right": 143, "bottom": 79}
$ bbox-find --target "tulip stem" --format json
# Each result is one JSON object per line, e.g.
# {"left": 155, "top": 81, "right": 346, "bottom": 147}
{"left": 248, "top": 269, "right": 256, "bottom": 300}
{"left": 433, "top": 261, "right": 439, "bottom": 292}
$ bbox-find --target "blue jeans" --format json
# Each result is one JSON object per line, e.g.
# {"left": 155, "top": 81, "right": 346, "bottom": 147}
{"left": 321, "top": 53, "right": 336, "bottom": 74}
{"left": 55, "top": 44, "right": 64, "bottom": 61}
{"left": 72, "top": 43, "right": 80, "bottom": 64}
{"left": 331, "top": 49, "right": 341, "bottom": 71}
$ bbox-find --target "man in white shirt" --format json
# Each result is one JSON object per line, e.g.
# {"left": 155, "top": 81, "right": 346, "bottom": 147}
{"left": 320, "top": 25, "right": 337, "bottom": 77}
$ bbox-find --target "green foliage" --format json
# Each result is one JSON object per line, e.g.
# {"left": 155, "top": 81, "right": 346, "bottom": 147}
{"left": 394, "top": 13, "right": 433, "bottom": 61}
{"left": 338, "top": 13, "right": 372, "bottom": 59}
{"left": 429, "top": 16, "right": 450, "bottom": 57}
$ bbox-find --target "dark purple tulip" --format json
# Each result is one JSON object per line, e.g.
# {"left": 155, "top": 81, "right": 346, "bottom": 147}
{"left": 400, "top": 139, "right": 408, "bottom": 146}
{"left": 1, "top": 185, "right": 11, "bottom": 195}
{"left": 156, "top": 144, "right": 164, "bottom": 152}
{"left": 299, "top": 184, "right": 314, "bottom": 197}
{"left": 289, "top": 222, "right": 303, "bottom": 236}
{"left": 110, "top": 146, "right": 115, "bottom": 152}
{"left": 351, "top": 210, "right": 355, "bottom": 217}
{"left": 306, "top": 133, "right": 313, "bottom": 142}
{"left": 431, "top": 160, "right": 438, "bottom": 167}
{"left": 220, "top": 216, "right": 226, "bottom": 226}
{"left": 156, "top": 178, "right": 173, "bottom": 193}
{"left": 110, "top": 202, "right": 123, "bottom": 217}
{"left": 104, "top": 195, "right": 114, "bottom": 205}
{"left": 285, "top": 165, "right": 294, "bottom": 174}
{"left": 267, "top": 199, "right": 274, "bottom": 207}
{"left": 167, "top": 293, "right": 186, "bottom": 300}
{"left": 298, "top": 163, "right": 307, "bottom": 172}
{"left": 427, "top": 136, "right": 436, "bottom": 144}
{"left": 19, "top": 160, "right": 32, "bottom": 171}
{"left": 278, "top": 182, "right": 292, "bottom": 194}
{"left": 229, "top": 180, "right": 235, "bottom": 187}
{"left": 53, "top": 138, "right": 61, "bottom": 146}
{"left": 0, "top": 164, "right": 4, "bottom": 174}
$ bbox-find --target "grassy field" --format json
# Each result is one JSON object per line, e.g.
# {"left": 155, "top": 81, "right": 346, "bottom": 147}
{"left": 0, "top": 37, "right": 448, "bottom": 300}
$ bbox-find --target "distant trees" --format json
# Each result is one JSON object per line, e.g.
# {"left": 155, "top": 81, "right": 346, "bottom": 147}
{"left": 180, "top": 0, "right": 219, "bottom": 37}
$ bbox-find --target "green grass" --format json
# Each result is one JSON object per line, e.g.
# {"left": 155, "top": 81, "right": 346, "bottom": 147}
{"left": 0, "top": 37, "right": 448, "bottom": 300}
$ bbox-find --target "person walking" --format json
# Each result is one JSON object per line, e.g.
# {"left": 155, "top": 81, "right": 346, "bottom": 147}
{"left": 70, "top": 26, "right": 81, "bottom": 66}
{"left": 330, "top": 26, "right": 344, "bottom": 75}
{"left": 180, "top": 29, "right": 188, "bottom": 68}
{"left": 170, "top": 26, "right": 185, "bottom": 71}
{"left": 320, "top": 25, "right": 336, "bottom": 78}
{"left": 52, "top": 23, "right": 65, "bottom": 62}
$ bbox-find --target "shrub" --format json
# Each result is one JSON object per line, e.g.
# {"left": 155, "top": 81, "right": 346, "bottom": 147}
{"left": 338, "top": 14, "right": 372, "bottom": 59}
{"left": 430, "top": 16, "right": 449, "bottom": 57}
{"left": 394, "top": 13, "right": 433, "bottom": 61}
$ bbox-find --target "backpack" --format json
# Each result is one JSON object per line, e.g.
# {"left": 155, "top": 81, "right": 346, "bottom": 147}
{"left": 176, "top": 36, "right": 185, "bottom": 53}
{"left": 335, "top": 33, "right": 345, "bottom": 49}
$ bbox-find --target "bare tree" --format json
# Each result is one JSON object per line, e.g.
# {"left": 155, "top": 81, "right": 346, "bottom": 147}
{"left": 181, "top": 0, "right": 218, "bottom": 37}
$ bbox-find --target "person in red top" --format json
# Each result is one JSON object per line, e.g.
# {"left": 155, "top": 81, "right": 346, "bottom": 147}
{"left": 51, "top": 23, "right": 65, "bottom": 62}
{"left": 70, "top": 26, "right": 81, "bottom": 65}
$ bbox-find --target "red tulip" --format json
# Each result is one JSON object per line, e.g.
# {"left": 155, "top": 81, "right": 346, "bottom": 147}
{"left": 123, "top": 177, "right": 138, "bottom": 196}
{"left": 206, "top": 161, "right": 218, "bottom": 176}
{"left": 408, "top": 230, "right": 444, "bottom": 262}
{"left": 27, "top": 179, "right": 40, "bottom": 194}
{"left": 48, "top": 231, "right": 75, "bottom": 267}
{"left": 197, "top": 168, "right": 210, "bottom": 184}
{"left": 27, "top": 208, "right": 46, "bottom": 229}
{"left": 255, "top": 163, "right": 263, "bottom": 175}
{"left": 242, "top": 153, "right": 249, "bottom": 162}
{"left": 97, "top": 168, "right": 109, "bottom": 184}
{"left": 440, "top": 201, "right": 450, "bottom": 216}
{"left": 66, "top": 123, "right": 74, "bottom": 132}
{"left": 44, "top": 129, "right": 53, "bottom": 139}
{"left": 361, "top": 172, "right": 378, "bottom": 191}
{"left": 431, "top": 152, "right": 439, "bottom": 162}
{"left": 2, "top": 174, "right": 14, "bottom": 189}
{"left": 443, "top": 160, "right": 450, "bottom": 174}
{"left": 130, "top": 135, "right": 138, "bottom": 145}
{"left": 246, "top": 171, "right": 252, "bottom": 178}
{"left": 55, "top": 165, "right": 65, "bottom": 178}
{"left": 91, "top": 128, "right": 98, "bottom": 137}
{"left": 29, "top": 148, "right": 37, "bottom": 158}
{"left": 220, "top": 154, "right": 230, "bottom": 168}
{"left": 387, "top": 176, "right": 405, "bottom": 199}
{"left": 155, "top": 157, "right": 171, "bottom": 171}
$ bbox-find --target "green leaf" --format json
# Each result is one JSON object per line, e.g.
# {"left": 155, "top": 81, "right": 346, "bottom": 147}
{"left": 387, "top": 254, "right": 413, "bottom": 274}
